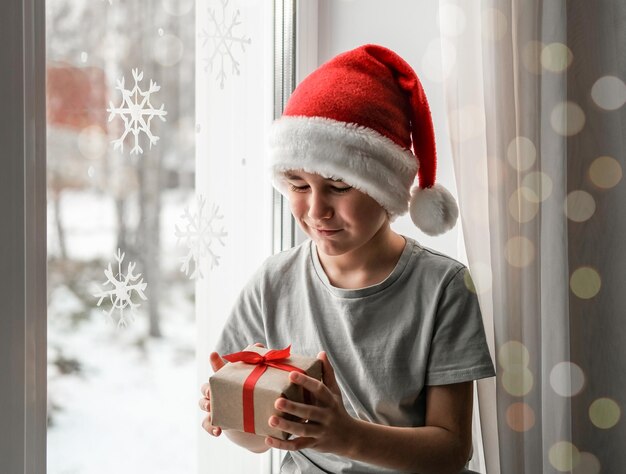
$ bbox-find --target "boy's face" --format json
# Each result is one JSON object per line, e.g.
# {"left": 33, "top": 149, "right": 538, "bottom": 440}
{"left": 283, "top": 170, "right": 389, "bottom": 258}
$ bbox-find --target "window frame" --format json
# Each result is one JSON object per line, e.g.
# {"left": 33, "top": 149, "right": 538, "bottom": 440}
{"left": 0, "top": 0, "right": 47, "bottom": 473}
{"left": 273, "top": 0, "right": 319, "bottom": 254}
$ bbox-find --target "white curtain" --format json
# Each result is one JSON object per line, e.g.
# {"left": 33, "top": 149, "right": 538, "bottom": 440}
{"left": 439, "top": 1, "right": 625, "bottom": 472}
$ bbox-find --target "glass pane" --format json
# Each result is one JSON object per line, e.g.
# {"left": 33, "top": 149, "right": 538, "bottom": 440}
{"left": 46, "top": 0, "right": 197, "bottom": 472}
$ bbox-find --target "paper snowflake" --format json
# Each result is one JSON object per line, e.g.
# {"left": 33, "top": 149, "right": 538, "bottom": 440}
{"left": 199, "top": 0, "right": 252, "bottom": 89}
{"left": 107, "top": 68, "right": 167, "bottom": 155}
{"left": 175, "top": 195, "right": 228, "bottom": 279}
{"left": 94, "top": 249, "right": 148, "bottom": 328}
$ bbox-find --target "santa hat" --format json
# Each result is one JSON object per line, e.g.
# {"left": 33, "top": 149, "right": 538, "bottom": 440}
{"left": 268, "top": 44, "right": 458, "bottom": 236}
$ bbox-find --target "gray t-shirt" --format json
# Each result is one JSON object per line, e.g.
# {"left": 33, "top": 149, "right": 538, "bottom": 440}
{"left": 215, "top": 236, "right": 496, "bottom": 474}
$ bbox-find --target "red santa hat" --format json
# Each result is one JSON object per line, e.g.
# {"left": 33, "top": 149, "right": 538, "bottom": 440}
{"left": 268, "top": 44, "right": 458, "bottom": 236}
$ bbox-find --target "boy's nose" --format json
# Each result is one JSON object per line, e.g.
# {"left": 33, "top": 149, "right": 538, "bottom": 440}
{"left": 307, "top": 192, "right": 334, "bottom": 221}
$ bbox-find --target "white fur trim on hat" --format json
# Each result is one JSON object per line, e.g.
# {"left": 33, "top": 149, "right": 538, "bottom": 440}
{"left": 409, "top": 183, "right": 459, "bottom": 236}
{"left": 268, "top": 116, "right": 418, "bottom": 217}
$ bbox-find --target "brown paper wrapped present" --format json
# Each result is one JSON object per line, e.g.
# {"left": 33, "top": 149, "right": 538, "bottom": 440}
{"left": 209, "top": 344, "right": 323, "bottom": 440}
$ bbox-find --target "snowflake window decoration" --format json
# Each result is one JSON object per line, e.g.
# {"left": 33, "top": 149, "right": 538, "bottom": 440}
{"left": 94, "top": 249, "right": 148, "bottom": 328}
{"left": 175, "top": 194, "right": 228, "bottom": 279}
{"left": 199, "top": 0, "right": 252, "bottom": 89}
{"left": 107, "top": 68, "right": 167, "bottom": 155}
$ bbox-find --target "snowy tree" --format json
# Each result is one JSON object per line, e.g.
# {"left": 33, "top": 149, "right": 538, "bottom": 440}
{"left": 46, "top": 0, "right": 196, "bottom": 338}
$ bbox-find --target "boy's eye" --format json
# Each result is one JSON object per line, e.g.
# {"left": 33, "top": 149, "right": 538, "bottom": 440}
{"left": 287, "top": 183, "right": 352, "bottom": 193}
{"left": 288, "top": 184, "right": 309, "bottom": 192}
{"left": 331, "top": 186, "right": 352, "bottom": 193}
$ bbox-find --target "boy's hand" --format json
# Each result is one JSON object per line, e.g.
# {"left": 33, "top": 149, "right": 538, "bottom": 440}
{"left": 264, "top": 351, "right": 356, "bottom": 457}
{"left": 200, "top": 342, "right": 265, "bottom": 438}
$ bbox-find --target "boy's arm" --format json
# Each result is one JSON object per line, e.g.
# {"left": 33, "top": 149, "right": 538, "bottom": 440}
{"left": 262, "top": 355, "right": 474, "bottom": 473}
{"left": 346, "top": 381, "right": 473, "bottom": 474}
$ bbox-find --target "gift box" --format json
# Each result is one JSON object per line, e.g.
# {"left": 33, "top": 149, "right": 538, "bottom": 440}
{"left": 209, "top": 344, "right": 323, "bottom": 440}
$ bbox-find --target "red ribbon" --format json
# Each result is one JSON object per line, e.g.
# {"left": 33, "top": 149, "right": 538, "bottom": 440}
{"left": 222, "top": 344, "right": 307, "bottom": 434}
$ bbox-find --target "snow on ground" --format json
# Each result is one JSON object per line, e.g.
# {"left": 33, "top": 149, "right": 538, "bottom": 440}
{"left": 47, "top": 313, "right": 198, "bottom": 474}
{"left": 47, "top": 190, "right": 199, "bottom": 474}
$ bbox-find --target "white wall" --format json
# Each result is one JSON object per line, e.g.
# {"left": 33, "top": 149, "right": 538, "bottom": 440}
{"left": 305, "top": 0, "right": 461, "bottom": 259}
{"left": 196, "top": 0, "right": 275, "bottom": 472}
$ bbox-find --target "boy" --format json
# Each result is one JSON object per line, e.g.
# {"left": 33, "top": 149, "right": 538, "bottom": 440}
{"left": 199, "top": 44, "right": 495, "bottom": 474}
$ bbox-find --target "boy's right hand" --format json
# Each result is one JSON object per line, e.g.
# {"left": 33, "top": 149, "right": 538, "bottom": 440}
{"left": 199, "top": 343, "right": 265, "bottom": 438}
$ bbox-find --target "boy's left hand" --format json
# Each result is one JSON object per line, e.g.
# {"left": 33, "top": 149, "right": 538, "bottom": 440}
{"left": 265, "top": 351, "right": 356, "bottom": 457}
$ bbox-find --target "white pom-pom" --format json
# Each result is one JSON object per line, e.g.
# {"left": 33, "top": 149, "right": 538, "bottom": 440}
{"left": 409, "top": 183, "right": 459, "bottom": 236}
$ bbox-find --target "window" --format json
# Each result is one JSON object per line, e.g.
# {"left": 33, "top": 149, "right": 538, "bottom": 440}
{"left": 44, "top": 0, "right": 275, "bottom": 472}
{"left": 45, "top": 0, "right": 198, "bottom": 470}
{"left": 3, "top": 0, "right": 289, "bottom": 470}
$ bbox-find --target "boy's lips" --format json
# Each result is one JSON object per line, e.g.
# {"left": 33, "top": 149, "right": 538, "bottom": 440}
{"left": 314, "top": 227, "right": 342, "bottom": 236}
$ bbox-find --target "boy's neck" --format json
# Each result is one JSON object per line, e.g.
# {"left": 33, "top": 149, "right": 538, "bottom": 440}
{"left": 316, "top": 225, "right": 406, "bottom": 289}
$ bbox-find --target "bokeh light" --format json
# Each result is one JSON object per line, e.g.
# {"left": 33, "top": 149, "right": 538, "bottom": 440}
{"left": 506, "top": 402, "right": 535, "bottom": 432}
{"left": 589, "top": 398, "right": 621, "bottom": 429}
{"left": 505, "top": 236, "right": 535, "bottom": 268}
{"left": 565, "top": 190, "right": 596, "bottom": 222}
{"left": 589, "top": 156, "right": 623, "bottom": 189}
{"left": 438, "top": 4, "right": 467, "bottom": 37}
{"left": 551, "top": 101, "right": 586, "bottom": 136}
{"left": 519, "top": 185, "right": 540, "bottom": 204}
{"left": 481, "top": 7, "right": 508, "bottom": 41}
{"left": 509, "top": 188, "right": 539, "bottom": 223}
{"left": 507, "top": 136, "right": 536, "bottom": 171}
{"left": 541, "top": 42, "right": 573, "bottom": 72}
{"left": 550, "top": 361, "right": 586, "bottom": 397}
{"left": 498, "top": 341, "right": 530, "bottom": 369}
{"left": 502, "top": 366, "right": 534, "bottom": 396}
{"left": 78, "top": 125, "right": 108, "bottom": 161}
{"left": 465, "top": 261, "right": 492, "bottom": 294}
{"left": 154, "top": 34, "right": 184, "bottom": 67}
{"left": 521, "top": 171, "right": 553, "bottom": 202}
{"left": 463, "top": 268, "right": 476, "bottom": 293}
{"left": 570, "top": 266, "right": 601, "bottom": 300}
{"left": 549, "top": 441, "right": 581, "bottom": 472}
{"left": 572, "top": 452, "right": 601, "bottom": 474}
{"left": 421, "top": 37, "right": 457, "bottom": 83}
{"left": 591, "top": 75, "right": 626, "bottom": 110}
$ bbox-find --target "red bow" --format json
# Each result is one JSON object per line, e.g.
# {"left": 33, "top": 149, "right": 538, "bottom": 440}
{"left": 222, "top": 345, "right": 307, "bottom": 434}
